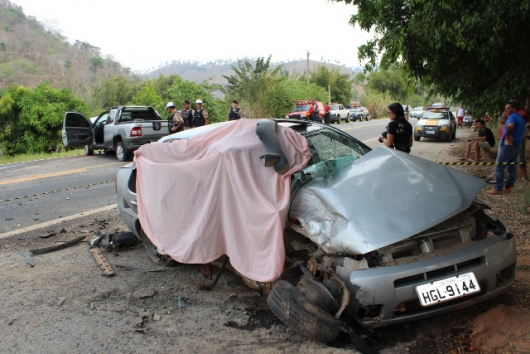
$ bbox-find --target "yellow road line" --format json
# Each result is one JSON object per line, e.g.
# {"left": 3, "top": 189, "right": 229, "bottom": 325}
{"left": 0, "top": 163, "right": 117, "bottom": 185}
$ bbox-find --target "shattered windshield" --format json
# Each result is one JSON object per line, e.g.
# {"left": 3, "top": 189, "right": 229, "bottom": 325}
{"left": 292, "top": 129, "right": 370, "bottom": 187}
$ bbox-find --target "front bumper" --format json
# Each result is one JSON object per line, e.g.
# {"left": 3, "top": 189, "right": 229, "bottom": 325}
{"left": 336, "top": 233, "right": 517, "bottom": 328}
{"left": 415, "top": 126, "right": 450, "bottom": 139}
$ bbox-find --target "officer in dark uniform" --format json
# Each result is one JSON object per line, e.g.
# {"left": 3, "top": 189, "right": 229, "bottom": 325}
{"left": 179, "top": 100, "right": 193, "bottom": 127}
{"left": 192, "top": 99, "right": 209, "bottom": 127}
{"left": 228, "top": 100, "right": 243, "bottom": 120}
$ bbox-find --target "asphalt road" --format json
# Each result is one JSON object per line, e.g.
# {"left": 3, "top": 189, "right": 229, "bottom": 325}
{"left": 0, "top": 118, "right": 395, "bottom": 237}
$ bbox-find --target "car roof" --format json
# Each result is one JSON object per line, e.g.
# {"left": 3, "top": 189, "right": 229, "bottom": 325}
{"left": 158, "top": 119, "right": 328, "bottom": 143}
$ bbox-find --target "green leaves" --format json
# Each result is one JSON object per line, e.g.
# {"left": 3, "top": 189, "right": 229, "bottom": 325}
{"left": 0, "top": 83, "right": 87, "bottom": 155}
{"left": 332, "top": 0, "right": 530, "bottom": 114}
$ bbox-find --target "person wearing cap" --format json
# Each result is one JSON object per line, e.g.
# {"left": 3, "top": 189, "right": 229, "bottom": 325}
{"left": 179, "top": 100, "right": 194, "bottom": 127}
{"left": 166, "top": 102, "right": 184, "bottom": 133}
{"left": 191, "top": 99, "right": 209, "bottom": 127}
{"left": 228, "top": 100, "right": 243, "bottom": 121}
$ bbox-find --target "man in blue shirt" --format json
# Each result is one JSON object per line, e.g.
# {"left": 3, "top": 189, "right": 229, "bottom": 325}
{"left": 487, "top": 102, "right": 526, "bottom": 195}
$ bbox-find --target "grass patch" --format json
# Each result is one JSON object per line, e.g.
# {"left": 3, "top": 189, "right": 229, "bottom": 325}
{"left": 518, "top": 184, "right": 530, "bottom": 213}
{"left": 0, "top": 149, "right": 85, "bottom": 164}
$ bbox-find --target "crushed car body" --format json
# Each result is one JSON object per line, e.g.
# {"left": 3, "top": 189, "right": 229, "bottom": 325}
{"left": 116, "top": 118, "right": 516, "bottom": 343}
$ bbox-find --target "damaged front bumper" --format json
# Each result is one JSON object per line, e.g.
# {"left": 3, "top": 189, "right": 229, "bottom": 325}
{"left": 335, "top": 230, "right": 516, "bottom": 328}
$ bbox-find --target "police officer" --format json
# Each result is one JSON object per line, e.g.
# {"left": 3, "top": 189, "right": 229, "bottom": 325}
{"left": 228, "top": 100, "right": 243, "bottom": 120}
{"left": 179, "top": 100, "right": 193, "bottom": 127}
{"left": 192, "top": 99, "right": 209, "bottom": 127}
{"left": 166, "top": 102, "right": 184, "bottom": 133}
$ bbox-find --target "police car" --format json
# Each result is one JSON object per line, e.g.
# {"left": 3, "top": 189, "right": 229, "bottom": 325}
{"left": 414, "top": 107, "right": 457, "bottom": 141}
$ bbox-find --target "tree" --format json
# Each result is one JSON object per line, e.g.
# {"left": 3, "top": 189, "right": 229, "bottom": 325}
{"left": 309, "top": 65, "right": 353, "bottom": 104}
{"left": 89, "top": 57, "right": 103, "bottom": 74}
{"left": 131, "top": 81, "right": 162, "bottom": 107}
{"left": 0, "top": 83, "right": 88, "bottom": 155}
{"left": 223, "top": 56, "right": 284, "bottom": 117}
{"left": 333, "top": 0, "right": 530, "bottom": 114}
{"left": 367, "top": 68, "right": 408, "bottom": 102}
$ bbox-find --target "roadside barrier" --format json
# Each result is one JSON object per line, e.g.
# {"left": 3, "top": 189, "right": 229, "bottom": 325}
{"left": 439, "top": 161, "right": 525, "bottom": 166}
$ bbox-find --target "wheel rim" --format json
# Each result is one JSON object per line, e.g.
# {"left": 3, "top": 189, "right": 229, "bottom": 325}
{"left": 116, "top": 144, "right": 124, "bottom": 160}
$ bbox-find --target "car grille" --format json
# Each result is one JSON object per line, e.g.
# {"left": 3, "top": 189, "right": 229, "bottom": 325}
{"left": 380, "top": 219, "right": 475, "bottom": 264}
{"left": 290, "top": 114, "right": 303, "bottom": 119}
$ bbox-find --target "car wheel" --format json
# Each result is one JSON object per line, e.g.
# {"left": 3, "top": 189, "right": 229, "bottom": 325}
{"left": 116, "top": 141, "right": 132, "bottom": 162}
{"left": 452, "top": 127, "right": 457, "bottom": 140}
{"left": 141, "top": 228, "right": 178, "bottom": 267}
{"left": 414, "top": 134, "right": 421, "bottom": 142}
{"left": 85, "top": 145, "right": 94, "bottom": 156}
{"left": 337, "top": 115, "right": 341, "bottom": 124}
{"left": 267, "top": 280, "right": 341, "bottom": 343}
{"left": 445, "top": 131, "right": 452, "bottom": 141}
{"left": 345, "top": 114, "right": 350, "bottom": 123}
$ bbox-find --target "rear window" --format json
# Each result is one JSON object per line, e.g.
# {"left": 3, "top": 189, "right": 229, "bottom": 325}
{"left": 120, "top": 107, "right": 160, "bottom": 121}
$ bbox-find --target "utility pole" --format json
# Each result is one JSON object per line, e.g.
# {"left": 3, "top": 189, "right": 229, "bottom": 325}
{"left": 306, "top": 51, "right": 310, "bottom": 83}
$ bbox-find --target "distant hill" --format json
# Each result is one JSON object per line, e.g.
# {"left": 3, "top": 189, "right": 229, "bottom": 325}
{"left": 147, "top": 58, "right": 362, "bottom": 86}
{"left": 0, "top": 0, "right": 132, "bottom": 96}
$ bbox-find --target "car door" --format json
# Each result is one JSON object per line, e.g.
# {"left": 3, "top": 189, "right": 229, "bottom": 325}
{"left": 62, "top": 112, "right": 94, "bottom": 147}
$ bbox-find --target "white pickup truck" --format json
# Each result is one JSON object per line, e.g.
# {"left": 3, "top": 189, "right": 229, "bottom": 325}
{"left": 62, "top": 106, "right": 168, "bottom": 161}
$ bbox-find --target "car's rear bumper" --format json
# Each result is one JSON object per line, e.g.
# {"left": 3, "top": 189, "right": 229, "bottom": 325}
{"left": 338, "top": 233, "right": 516, "bottom": 328}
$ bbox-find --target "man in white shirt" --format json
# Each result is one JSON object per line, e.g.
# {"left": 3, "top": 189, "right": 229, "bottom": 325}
{"left": 457, "top": 104, "right": 465, "bottom": 128}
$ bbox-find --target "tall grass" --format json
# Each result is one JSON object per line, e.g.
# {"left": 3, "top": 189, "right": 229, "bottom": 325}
{"left": 0, "top": 149, "right": 84, "bottom": 164}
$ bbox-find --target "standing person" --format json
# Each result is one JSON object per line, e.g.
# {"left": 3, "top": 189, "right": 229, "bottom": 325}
{"left": 179, "top": 100, "right": 193, "bottom": 128}
{"left": 228, "top": 100, "right": 243, "bottom": 120}
{"left": 487, "top": 102, "right": 526, "bottom": 195}
{"left": 457, "top": 104, "right": 465, "bottom": 128}
{"left": 309, "top": 101, "right": 320, "bottom": 122}
{"left": 381, "top": 102, "right": 413, "bottom": 153}
{"left": 405, "top": 105, "right": 410, "bottom": 120}
{"left": 324, "top": 102, "right": 331, "bottom": 125}
{"left": 191, "top": 99, "right": 209, "bottom": 127}
{"left": 485, "top": 112, "right": 508, "bottom": 183}
{"left": 459, "top": 119, "right": 495, "bottom": 162}
{"left": 514, "top": 99, "right": 529, "bottom": 182}
{"left": 166, "top": 102, "right": 184, "bottom": 133}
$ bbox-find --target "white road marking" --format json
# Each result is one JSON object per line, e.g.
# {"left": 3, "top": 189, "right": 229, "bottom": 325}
{"left": 0, "top": 204, "right": 117, "bottom": 239}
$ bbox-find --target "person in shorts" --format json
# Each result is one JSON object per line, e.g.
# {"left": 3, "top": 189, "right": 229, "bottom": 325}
{"left": 460, "top": 119, "right": 495, "bottom": 161}
{"left": 457, "top": 104, "right": 465, "bottom": 128}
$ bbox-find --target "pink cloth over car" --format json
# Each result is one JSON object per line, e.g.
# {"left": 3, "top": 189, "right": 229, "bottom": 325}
{"left": 134, "top": 119, "right": 311, "bottom": 282}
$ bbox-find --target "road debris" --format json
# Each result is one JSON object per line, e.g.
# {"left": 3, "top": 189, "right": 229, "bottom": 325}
{"left": 132, "top": 287, "right": 158, "bottom": 299}
{"left": 89, "top": 247, "right": 115, "bottom": 276}
{"left": 89, "top": 233, "right": 106, "bottom": 247}
{"left": 115, "top": 264, "right": 168, "bottom": 273}
{"left": 18, "top": 251, "right": 35, "bottom": 267}
{"left": 29, "top": 236, "right": 86, "bottom": 255}
{"left": 57, "top": 298, "right": 66, "bottom": 306}
{"left": 38, "top": 232, "right": 56, "bottom": 239}
{"left": 178, "top": 296, "right": 187, "bottom": 308}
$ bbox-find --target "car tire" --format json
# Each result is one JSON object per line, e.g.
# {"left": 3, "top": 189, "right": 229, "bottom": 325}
{"left": 345, "top": 114, "right": 350, "bottom": 123}
{"left": 445, "top": 132, "right": 452, "bottom": 142}
{"left": 337, "top": 116, "right": 341, "bottom": 124}
{"left": 267, "top": 280, "right": 341, "bottom": 343}
{"left": 85, "top": 145, "right": 94, "bottom": 156}
{"left": 414, "top": 134, "right": 421, "bottom": 142}
{"left": 452, "top": 127, "right": 457, "bottom": 140}
{"left": 141, "top": 228, "right": 178, "bottom": 267}
{"left": 116, "top": 141, "right": 132, "bottom": 162}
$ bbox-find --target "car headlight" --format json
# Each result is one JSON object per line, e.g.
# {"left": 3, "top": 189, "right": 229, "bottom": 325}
{"left": 415, "top": 126, "right": 422, "bottom": 131}
{"left": 440, "top": 124, "right": 450, "bottom": 132}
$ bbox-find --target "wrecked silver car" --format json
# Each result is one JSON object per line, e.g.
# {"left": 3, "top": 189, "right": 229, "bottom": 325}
{"left": 115, "top": 119, "right": 516, "bottom": 344}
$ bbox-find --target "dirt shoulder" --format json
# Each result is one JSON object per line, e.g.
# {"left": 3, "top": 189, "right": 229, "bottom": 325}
{"left": 0, "top": 130, "right": 528, "bottom": 354}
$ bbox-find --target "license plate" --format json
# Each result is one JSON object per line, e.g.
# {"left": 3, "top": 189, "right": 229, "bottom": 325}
{"left": 415, "top": 272, "right": 480, "bottom": 307}
{"left": 426, "top": 131, "right": 435, "bottom": 134}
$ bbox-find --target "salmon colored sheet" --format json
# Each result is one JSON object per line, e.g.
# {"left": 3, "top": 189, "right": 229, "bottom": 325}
{"left": 134, "top": 119, "right": 310, "bottom": 282}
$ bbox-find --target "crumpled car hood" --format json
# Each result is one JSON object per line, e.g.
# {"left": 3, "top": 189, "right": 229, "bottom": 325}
{"left": 289, "top": 146, "right": 485, "bottom": 255}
